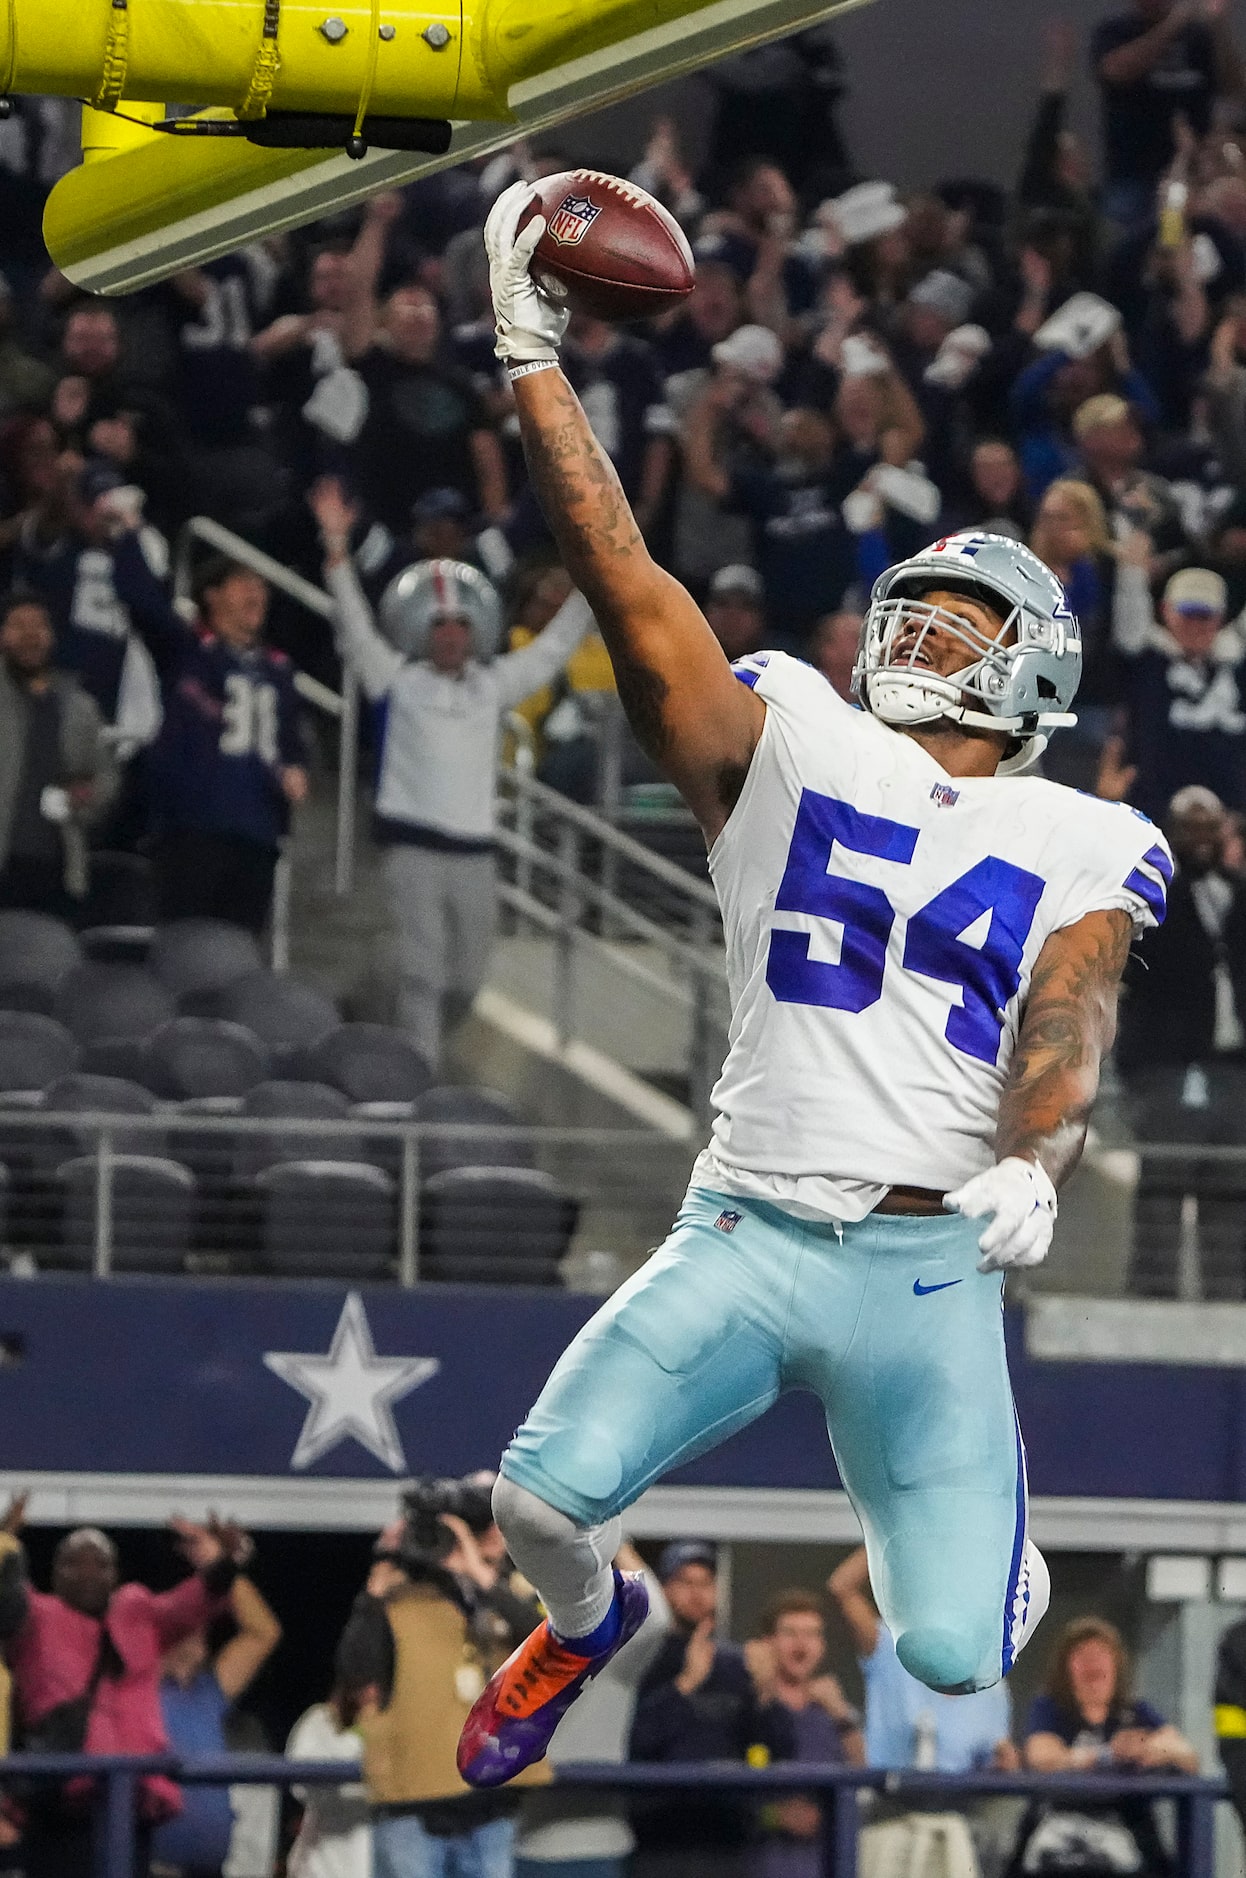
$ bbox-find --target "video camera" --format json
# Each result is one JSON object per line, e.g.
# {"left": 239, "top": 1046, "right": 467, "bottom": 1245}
{"left": 384, "top": 1475, "right": 496, "bottom": 1579}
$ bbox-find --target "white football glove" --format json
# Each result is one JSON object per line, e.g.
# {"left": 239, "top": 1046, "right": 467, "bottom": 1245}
{"left": 944, "top": 1156, "right": 1057, "bottom": 1273}
{"left": 483, "top": 180, "right": 570, "bottom": 366}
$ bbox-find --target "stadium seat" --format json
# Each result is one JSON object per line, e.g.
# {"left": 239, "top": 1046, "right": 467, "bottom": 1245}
{"left": 255, "top": 1160, "right": 395, "bottom": 1279}
{"left": 234, "top": 1080, "right": 355, "bottom": 1182}
{"left": 175, "top": 1095, "right": 244, "bottom": 1118}
{"left": 77, "top": 927, "right": 155, "bottom": 966}
{"left": 0, "top": 1089, "right": 54, "bottom": 1250}
{"left": 54, "top": 965, "right": 176, "bottom": 1046}
{"left": 147, "top": 1018, "right": 271, "bottom": 1101}
{"left": 165, "top": 1094, "right": 247, "bottom": 1263}
{"left": 294, "top": 1024, "right": 432, "bottom": 1104}
{"left": 416, "top": 1086, "right": 534, "bottom": 1179}
{"left": 150, "top": 921, "right": 263, "bottom": 1002}
{"left": 0, "top": 913, "right": 81, "bottom": 1015}
{"left": 36, "top": 1073, "right": 162, "bottom": 1164}
{"left": 23, "top": 1073, "right": 165, "bottom": 1258}
{"left": 57, "top": 1153, "right": 195, "bottom": 1272}
{"left": 0, "top": 1013, "right": 79, "bottom": 1095}
{"left": 420, "top": 1166, "right": 577, "bottom": 1285}
{"left": 79, "top": 1038, "right": 156, "bottom": 1086}
{"left": 218, "top": 970, "right": 339, "bottom": 1061}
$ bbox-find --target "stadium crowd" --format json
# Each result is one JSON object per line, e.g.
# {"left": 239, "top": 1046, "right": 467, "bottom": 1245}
{"left": 0, "top": 1488, "right": 1216, "bottom": 1878}
{"left": 4, "top": 12, "right": 1246, "bottom": 1878}
{"left": 3, "top": 2, "right": 1246, "bottom": 1252}
{"left": 6, "top": 7, "right": 1246, "bottom": 913}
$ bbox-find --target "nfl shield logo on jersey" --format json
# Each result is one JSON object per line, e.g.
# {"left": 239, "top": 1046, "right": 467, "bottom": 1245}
{"left": 714, "top": 1209, "right": 743, "bottom": 1234}
{"left": 548, "top": 194, "right": 602, "bottom": 246}
{"left": 930, "top": 782, "right": 960, "bottom": 808}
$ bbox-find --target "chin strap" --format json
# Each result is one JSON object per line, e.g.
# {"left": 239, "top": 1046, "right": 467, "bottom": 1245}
{"left": 866, "top": 671, "right": 1076, "bottom": 739}
{"left": 865, "top": 672, "right": 1076, "bottom": 776}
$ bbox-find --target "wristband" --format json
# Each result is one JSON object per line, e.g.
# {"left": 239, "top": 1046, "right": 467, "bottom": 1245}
{"left": 507, "top": 359, "right": 559, "bottom": 382}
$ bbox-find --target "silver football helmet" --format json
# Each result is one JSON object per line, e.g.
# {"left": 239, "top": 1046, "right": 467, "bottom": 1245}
{"left": 379, "top": 558, "right": 503, "bottom": 663}
{"left": 854, "top": 531, "right": 1081, "bottom": 774}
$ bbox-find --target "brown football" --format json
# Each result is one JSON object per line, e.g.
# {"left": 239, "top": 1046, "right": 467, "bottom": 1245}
{"left": 520, "top": 169, "right": 695, "bottom": 323}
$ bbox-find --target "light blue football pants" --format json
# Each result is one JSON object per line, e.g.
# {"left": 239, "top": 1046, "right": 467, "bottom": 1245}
{"left": 500, "top": 1187, "right": 1036, "bottom": 1693}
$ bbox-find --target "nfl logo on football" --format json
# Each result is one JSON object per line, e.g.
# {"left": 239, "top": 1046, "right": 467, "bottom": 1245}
{"left": 548, "top": 195, "right": 601, "bottom": 246}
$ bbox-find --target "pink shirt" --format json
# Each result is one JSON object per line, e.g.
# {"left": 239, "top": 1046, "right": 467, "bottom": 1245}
{"left": 9, "top": 1575, "right": 223, "bottom": 1819}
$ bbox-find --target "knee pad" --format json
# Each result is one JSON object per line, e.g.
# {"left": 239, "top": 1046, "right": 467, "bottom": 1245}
{"left": 505, "top": 1409, "right": 630, "bottom": 1514}
{"left": 491, "top": 1474, "right": 579, "bottom": 1552}
{"left": 894, "top": 1625, "right": 988, "bottom": 1694}
{"left": 896, "top": 1540, "right": 1051, "bottom": 1694}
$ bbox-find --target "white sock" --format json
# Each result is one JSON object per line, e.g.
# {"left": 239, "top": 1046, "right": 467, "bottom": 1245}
{"left": 492, "top": 1476, "right": 619, "bottom": 1640}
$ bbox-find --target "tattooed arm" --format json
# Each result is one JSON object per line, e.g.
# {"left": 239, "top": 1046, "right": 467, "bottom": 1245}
{"left": 510, "top": 368, "right": 764, "bottom": 841}
{"left": 946, "top": 906, "right": 1132, "bottom": 1271}
{"left": 997, "top": 906, "right": 1133, "bottom": 1186}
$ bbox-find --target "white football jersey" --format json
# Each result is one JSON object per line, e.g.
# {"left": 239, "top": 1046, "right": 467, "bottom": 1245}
{"left": 691, "top": 652, "right": 1172, "bottom": 1222}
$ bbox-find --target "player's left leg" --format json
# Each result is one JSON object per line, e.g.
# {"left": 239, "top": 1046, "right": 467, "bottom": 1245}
{"left": 458, "top": 1189, "right": 802, "bottom": 1786}
{"left": 799, "top": 1209, "right": 1049, "bottom": 1694}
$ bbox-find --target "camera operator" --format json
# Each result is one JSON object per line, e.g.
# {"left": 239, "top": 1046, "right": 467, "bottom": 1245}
{"left": 336, "top": 1475, "right": 544, "bottom": 1878}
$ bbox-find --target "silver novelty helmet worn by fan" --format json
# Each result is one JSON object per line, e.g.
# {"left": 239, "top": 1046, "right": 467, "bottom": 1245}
{"left": 379, "top": 558, "right": 503, "bottom": 662}
{"left": 853, "top": 531, "right": 1081, "bottom": 775}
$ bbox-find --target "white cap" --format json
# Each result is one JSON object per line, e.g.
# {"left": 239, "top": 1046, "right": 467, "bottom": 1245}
{"left": 710, "top": 323, "right": 784, "bottom": 382}
{"left": 708, "top": 564, "right": 763, "bottom": 601}
{"left": 1165, "top": 567, "right": 1227, "bottom": 614}
{"left": 907, "top": 268, "right": 974, "bottom": 327}
{"left": 826, "top": 181, "right": 907, "bottom": 246}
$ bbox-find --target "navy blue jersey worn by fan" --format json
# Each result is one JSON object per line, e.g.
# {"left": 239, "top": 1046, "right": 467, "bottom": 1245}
{"left": 13, "top": 529, "right": 181, "bottom": 721}
{"left": 133, "top": 610, "right": 305, "bottom": 850}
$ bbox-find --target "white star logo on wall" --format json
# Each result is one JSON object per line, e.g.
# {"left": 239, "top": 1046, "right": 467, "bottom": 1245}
{"left": 264, "top": 1292, "right": 440, "bottom": 1472}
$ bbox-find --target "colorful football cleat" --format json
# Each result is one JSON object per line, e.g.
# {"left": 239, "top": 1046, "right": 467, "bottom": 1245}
{"left": 457, "top": 1570, "right": 649, "bottom": 1788}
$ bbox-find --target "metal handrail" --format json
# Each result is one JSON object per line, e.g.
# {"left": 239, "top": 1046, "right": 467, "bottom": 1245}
{"left": 498, "top": 763, "right": 720, "bottom": 914}
{"left": 0, "top": 1109, "right": 667, "bottom": 1143}
{"left": 0, "top": 1108, "right": 679, "bottom": 1284}
{"left": 1113, "top": 1142, "right": 1246, "bottom": 1161}
{"left": 0, "top": 1752, "right": 1225, "bottom": 1878}
{"left": 495, "top": 827, "right": 723, "bottom": 985}
{"left": 565, "top": 1761, "right": 1224, "bottom": 1878}
{"left": 0, "top": 1752, "right": 374, "bottom": 1878}
{"left": 494, "top": 759, "right": 728, "bottom": 1124}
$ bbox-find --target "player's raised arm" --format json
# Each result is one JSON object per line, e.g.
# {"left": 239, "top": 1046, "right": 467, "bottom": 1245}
{"left": 484, "top": 182, "right": 765, "bottom": 842}
{"left": 946, "top": 906, "right": 1132, "bottom": 1273}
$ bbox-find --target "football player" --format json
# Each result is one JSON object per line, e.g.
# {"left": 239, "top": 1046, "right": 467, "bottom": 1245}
{"left": 457, "top": 184, "right": 1172, "bottom": 1789}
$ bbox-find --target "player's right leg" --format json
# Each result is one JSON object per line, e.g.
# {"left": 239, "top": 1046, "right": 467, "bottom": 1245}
{"left": 457, "top": 1189, "right": 799, "bottom": 1787}
{"left": 804, "top": 1210, "right": 1050, "bottom": 1694}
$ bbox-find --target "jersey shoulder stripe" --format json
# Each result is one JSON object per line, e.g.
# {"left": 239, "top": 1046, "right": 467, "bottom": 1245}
{"left": 730, "top": 652, "right": 771, "bottom": 691}
{"left": 1122, "top": 842, "right": 1173, "bottom": 926}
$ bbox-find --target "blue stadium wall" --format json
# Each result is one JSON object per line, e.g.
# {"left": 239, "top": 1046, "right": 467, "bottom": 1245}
{"left": 0, "top": 1279, "right": 1230, "bottom": 1538}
